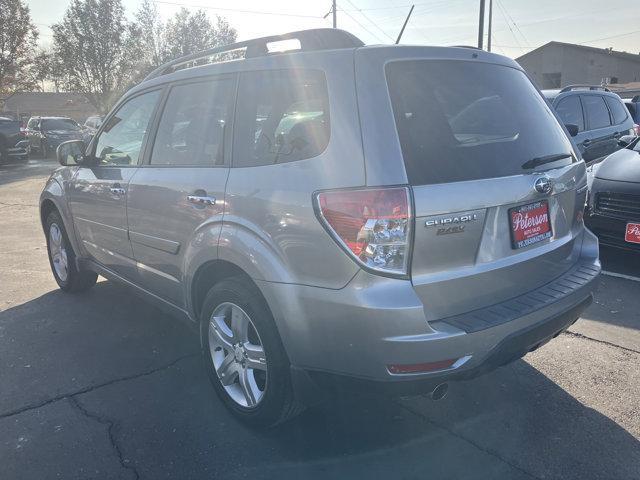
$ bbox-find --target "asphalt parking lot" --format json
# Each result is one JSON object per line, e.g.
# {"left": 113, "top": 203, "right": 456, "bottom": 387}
{"left": 1, "top": 157, "right": 639, "bottom": 480}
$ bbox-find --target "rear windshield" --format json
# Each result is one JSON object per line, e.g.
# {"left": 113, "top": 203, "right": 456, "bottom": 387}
{"left": 41, "top": 118, "right": 80, "bottom": 131}
{"left": 386, "top": 60, "right": 575, "bottom": 185}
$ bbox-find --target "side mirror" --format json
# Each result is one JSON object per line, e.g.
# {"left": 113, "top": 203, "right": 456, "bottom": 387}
{"left": 56, "top": 140, "right": 87, "bottom": 166}
{"left": 565, "top": 123, "right": 579, "bottom": 137}
{"left": 618, "top": 135, "right": 636, "bottom": 148}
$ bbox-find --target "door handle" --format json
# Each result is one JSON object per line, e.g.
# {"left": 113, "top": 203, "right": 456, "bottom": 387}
{"left": 582, "top": 138, "right": 592, "bottom": 146}
{"left": 187, "top": 195, "right": 216, "bottom": 206}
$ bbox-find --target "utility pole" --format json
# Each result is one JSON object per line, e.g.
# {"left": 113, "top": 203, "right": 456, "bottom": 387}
{"left": 487, "top": 0, "right": 493, "bottom": 52}
{"left": 477, "top": 0, "right": 486, "bottom": 50}
{"left": 332, "top": 0, "right": 337, "bottom": 28}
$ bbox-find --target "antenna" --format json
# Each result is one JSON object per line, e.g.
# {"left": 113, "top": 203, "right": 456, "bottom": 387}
{"left": 395, "top": 5, "right": 415, "bottom": 44}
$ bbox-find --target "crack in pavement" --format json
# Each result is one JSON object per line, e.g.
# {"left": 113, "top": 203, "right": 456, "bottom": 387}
{"left": 562, "top": 330, "right": 640, "bottom": 355}
{"left": 395, "top": 400, "right": 543, "bottom": 480}
{"left": 0, "top": 352, "right": 198, "bottom": 420}
{"left": 69, "top": 396, "right": 140, "bottom": 480}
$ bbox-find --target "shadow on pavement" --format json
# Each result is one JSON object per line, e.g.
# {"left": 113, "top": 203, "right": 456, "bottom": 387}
{"left": 0, "top": 157, "right": 58, "bottom": 187}
{"left": 1, "top": 280, "right": 638, "bottom": 479}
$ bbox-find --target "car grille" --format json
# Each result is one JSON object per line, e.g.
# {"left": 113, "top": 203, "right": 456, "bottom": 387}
{"left": 595, "top": 192, "right": 640, "bottom": 220}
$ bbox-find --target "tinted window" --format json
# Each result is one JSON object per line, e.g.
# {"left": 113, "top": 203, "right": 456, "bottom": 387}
{"left": 95, "top": 90, "right": 160, "bottom": 166}
{"left": 604, "top": 96, "right": 628, "bottom": 125}
{"left": 582, "top": 95, "right": 611, "bottom": 130}
{"left": 233, "top": 69, "right": 329, "bottom": 167}
{"left": 555, "top": 96, "right": 584, "bottom": 131}
{"left": 386, "top": 61, "right": 574, "bottom": 185}
{"left": 41, "top": 118, "right": 80, "bottom": 131}
{"left": 151, "top": 78, "right": 234, "bottom": 166}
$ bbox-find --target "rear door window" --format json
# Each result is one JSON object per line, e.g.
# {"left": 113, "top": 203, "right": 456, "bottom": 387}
{"left": 604, "top": 96, "right": 628, "bottom": 125}
{"left": 582, "top": 95, "right": 611, "bottom": 130}
{"left": 385, "top": 60, "right": 574, "bottom": 185}
{"left": 233, "top": 69, "right": 330, "bottom": 167}
{"left": 555, "top": 96, "right": 584, "bottom": 132}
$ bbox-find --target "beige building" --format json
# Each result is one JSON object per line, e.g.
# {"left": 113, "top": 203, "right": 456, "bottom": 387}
{"left": 516, "top": 42, "right": 640, "bottom": 90}
{"left": 0, "top": 92, "right": 96, "bottom": 124}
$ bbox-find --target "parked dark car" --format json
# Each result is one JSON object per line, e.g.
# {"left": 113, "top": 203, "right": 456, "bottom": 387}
{"left": 543, "top": 86, "right": 636, "bottom": 164}
{"left": 26, "top": 116, "right": 86, "bottom": 158}
{"left": 0, "top": 117, "right": 30, "bottom": 162}
{"left": 622, "top": 96, "right": 640, "bottom": 127}
{"left": 586, "top": 136, "right": 640, "bottom": 251}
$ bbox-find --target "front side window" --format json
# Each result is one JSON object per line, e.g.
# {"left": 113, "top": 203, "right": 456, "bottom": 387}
{"left": 150, "top": 78, "right": 234, "bottom": 166}
{"left": 94, "top": 90, "right": 160, "bottom": 166}
{"left": 233, "top": 69, "right": 330, "bottom": 167}
{"left": 27, "top": 118, "right": 38, "bottom": 129}
{"left": 555, "top": 96, "right": 585, "bottom": 132}
{"left": 582, "top": 95, "right": 611, "bottom": 130}
{"left": 604, "top": 96, "right": 628, "bottom": 125}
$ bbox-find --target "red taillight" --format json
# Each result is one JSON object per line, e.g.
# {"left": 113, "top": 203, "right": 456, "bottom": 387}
{"left": 315, "top": 187, "right": 412, "bottom": 275}
{"left": 634, "top": 124, "right": 639, "bottom": 136}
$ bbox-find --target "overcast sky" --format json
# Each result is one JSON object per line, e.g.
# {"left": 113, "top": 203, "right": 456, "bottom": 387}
{"left": 26, "top": 0, "right": 640, "bottom": 59}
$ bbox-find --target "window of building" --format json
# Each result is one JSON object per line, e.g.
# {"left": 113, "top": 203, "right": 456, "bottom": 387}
{"left": 542, "top": 72, "right": 562, "bottom": 89}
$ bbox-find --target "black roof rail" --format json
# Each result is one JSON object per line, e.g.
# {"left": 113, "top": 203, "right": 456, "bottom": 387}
{"left": 559, "top": 84, "right": 611, "bottom": 93}
{"left": 144, "top": 28, "right": 364, "bottom": 81}
{"left": 451, "top": 45, "right": 482, "bottom": 50}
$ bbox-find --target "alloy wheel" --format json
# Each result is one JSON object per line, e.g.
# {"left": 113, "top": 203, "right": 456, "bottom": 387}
{"left": 208, "top": 302, "right": 268, "bottom": 408}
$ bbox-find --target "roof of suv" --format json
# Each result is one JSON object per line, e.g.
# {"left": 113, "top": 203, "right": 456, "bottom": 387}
{"left": 542, "top": 85, "right": 619, "bottom": 103}
{"left": 129, "top": 28, "right": 521, "bottom": 97}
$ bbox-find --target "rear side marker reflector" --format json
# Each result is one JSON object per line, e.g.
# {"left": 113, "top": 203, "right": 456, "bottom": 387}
{"left": 387, "top": 358, "right": 458, "bottom": 374}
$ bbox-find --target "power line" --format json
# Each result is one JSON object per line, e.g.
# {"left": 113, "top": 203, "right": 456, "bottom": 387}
{"left": 151, "top": 1, "right": 324, "bottom": 19}
{"left": 496, "top": 0, "right": 529, "bottom": 47}
{"left": 340, "top": 0, "right": 396, "bottom": 42}
{"left": 338, "top": 7, "right": 386, "bottom": 43}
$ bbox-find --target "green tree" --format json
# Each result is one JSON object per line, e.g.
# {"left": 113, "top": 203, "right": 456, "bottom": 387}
{"left": 51, "top": 0, "right": 143, "bottom": 113}
{"left": 0, "top": 0, "right": 39, "bottom": 94}
{"left": 162, "top": 8, "right": 237, "bottom": 61}
{"left": 135, "top": 0, "right": 164, "bottom": 71}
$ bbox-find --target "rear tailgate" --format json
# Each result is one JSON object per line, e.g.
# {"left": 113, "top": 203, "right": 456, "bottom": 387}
{"left": 355, "top": 47, "right": 587, "bottom": 322}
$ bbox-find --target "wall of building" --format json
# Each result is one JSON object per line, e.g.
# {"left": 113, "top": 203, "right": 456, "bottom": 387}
{"left": 517, "top": 44, "right": 640, "bottom": 89}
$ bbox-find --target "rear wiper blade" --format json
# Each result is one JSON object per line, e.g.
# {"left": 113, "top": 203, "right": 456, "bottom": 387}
{"left": 521, "top": 153, "right": 572, "bottom": 170}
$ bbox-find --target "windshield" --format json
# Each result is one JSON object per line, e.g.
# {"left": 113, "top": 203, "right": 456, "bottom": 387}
{"left": 386, "top": 60, "right": 575, "bottom": 185}
{"left": 41, "top": 118, "right": 80, "bottom": 131}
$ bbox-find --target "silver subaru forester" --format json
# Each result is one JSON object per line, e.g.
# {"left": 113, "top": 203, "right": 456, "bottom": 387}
{"left": 40, "top": 29, "right": 600, "bottom": 427}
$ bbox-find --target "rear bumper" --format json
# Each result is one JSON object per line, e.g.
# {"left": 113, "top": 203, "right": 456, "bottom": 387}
{"left": 303, "top": 294, "right": 591, "bottom": 396}
{"left": 257, "top": 228, "right": 600, "bottom": 392}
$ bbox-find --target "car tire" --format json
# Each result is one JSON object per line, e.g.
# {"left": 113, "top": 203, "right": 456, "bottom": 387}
{"left": 200, "top": 276, "right": 304, "bottom": 428}
{"left": 45, "top": 211, "right": 98, "bottom": 293}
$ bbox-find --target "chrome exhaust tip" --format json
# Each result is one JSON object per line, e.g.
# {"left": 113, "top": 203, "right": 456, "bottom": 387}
{"left": 430, "top": 383, "right": 449, "bottom": 401}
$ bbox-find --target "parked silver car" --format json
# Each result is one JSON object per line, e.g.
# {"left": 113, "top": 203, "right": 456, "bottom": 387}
{"left": 40, "top": 29, "right": 600, "bottom": 427}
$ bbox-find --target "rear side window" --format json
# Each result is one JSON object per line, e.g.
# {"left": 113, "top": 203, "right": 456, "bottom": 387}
{"left": 233, "top": 69, "right": 330, "bottom": 167}
{"left": 386, "top": 60, "right": 574, "bottom": 185}
{"left": 604, "top": 96, "right": 628, "bottom": 125}
{"left": 555, "top": 96, "right": 584, "bottom": 132}
{"left": 582, "top": 95, "right": 611, "bottom": 130}
{"left": 151, "top": 78, "right": 234, "bottom": 166}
